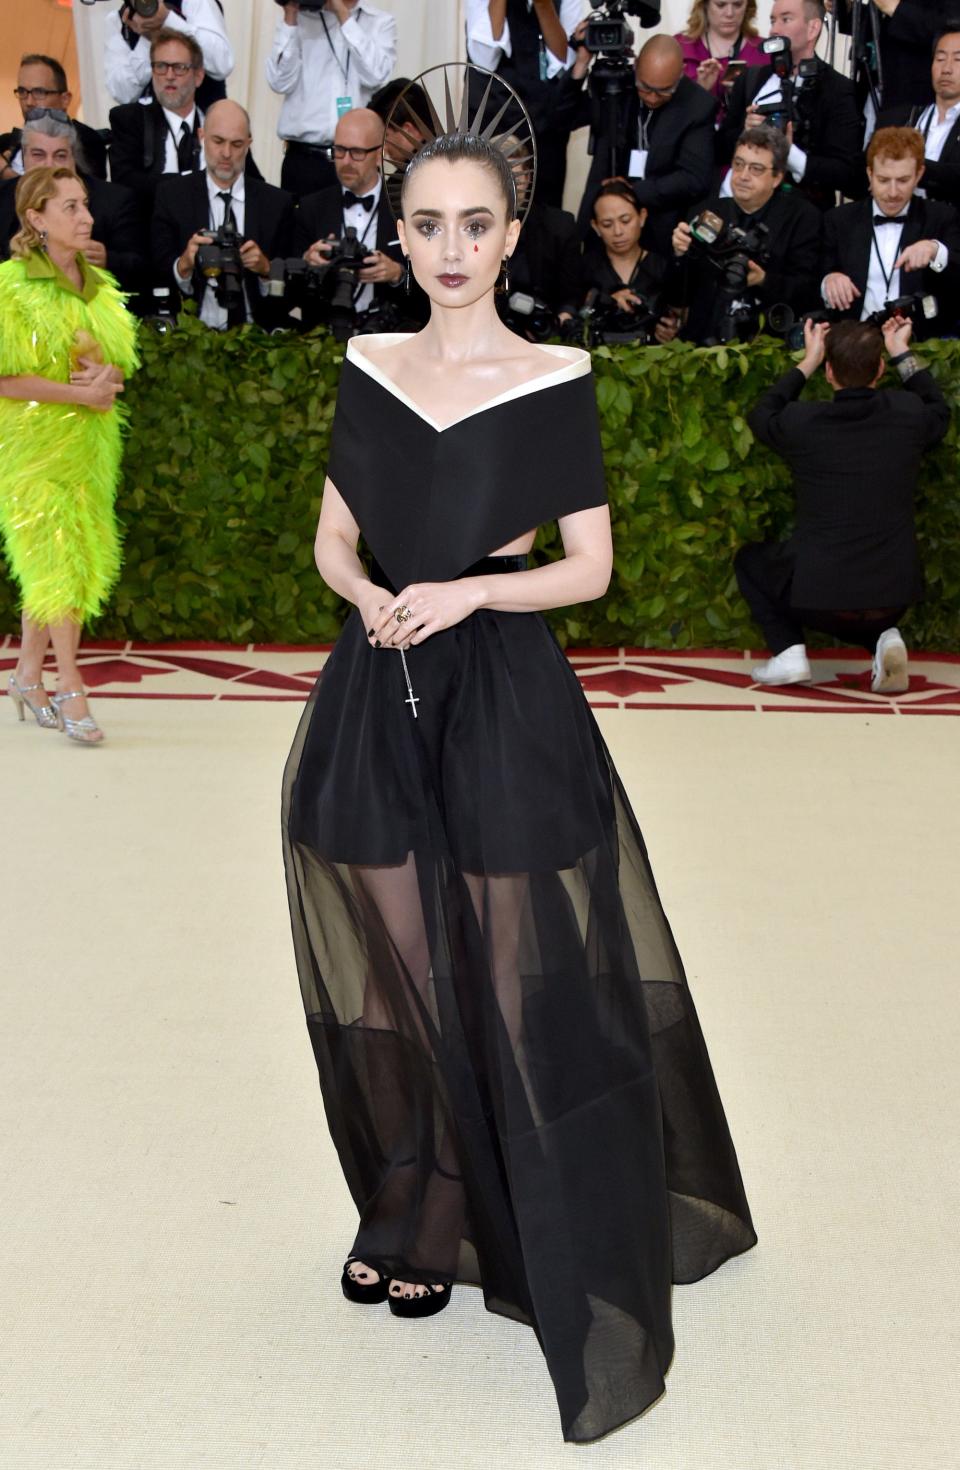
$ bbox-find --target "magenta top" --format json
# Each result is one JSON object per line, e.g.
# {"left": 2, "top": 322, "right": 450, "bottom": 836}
{"left": 674, "top": 33, "right": 768, "bottom": 101}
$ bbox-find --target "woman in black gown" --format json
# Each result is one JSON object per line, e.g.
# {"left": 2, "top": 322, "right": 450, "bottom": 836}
{"left": 282, "top": 76, "right": 756, "bottom": 1445}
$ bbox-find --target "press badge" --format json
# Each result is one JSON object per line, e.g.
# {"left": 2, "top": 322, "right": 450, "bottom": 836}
{"left": 627, "top": 148, "right": 649, "bottom": 178}
{"left": 336, "top": 95, "right": 352, "bottom": 117}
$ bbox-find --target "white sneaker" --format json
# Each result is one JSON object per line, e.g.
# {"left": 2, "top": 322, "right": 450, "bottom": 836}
{"left": 871, "top": 628, "right": 909, "bottom": 694}
{"left": 752, "top": 643, "right": 812, "bottom": 686}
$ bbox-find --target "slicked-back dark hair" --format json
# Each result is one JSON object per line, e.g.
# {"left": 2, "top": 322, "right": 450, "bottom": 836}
{"left": 825, "top": 321, "right": 884, "bottom": 389}
{"left": 400, "top": 132, "right": 517, "bottom": 220}
{"left": 20, "top": 54, "right": 68, "bottom": 94}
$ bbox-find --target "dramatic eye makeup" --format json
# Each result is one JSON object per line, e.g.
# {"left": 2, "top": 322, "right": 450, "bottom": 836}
{"left": 411, "top": 205, "right": 496, "bottom": 239}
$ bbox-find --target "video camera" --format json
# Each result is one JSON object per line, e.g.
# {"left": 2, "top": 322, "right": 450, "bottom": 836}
{"left": 583, "top": 3, "right": 660, "bottom": 180}
{"left": 196, "top": 223, "right": 245, "bottom": 315}
{"left": 751, "top": 37, "right": 819, "bottom": 132}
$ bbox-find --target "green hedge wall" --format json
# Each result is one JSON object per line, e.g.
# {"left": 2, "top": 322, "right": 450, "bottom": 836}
{"left": 3, "top": 314, "right": 960, "bottom": 648}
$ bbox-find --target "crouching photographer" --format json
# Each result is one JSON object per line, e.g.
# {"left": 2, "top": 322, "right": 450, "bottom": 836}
{"left": 152, "top": 100, "right": 294, "bottom": 328}
{"left": 735, "top": 316, "right": 949, "bottom": 695}
{"left": 821, "top": 127, "right": 960, "bottom": 341}
{"left": 670, "top": 125, "right": 821, "bottom": 343}
{"left": 580, "top": 180, "right": 681, "bottom": 345}
{"left": 283, "top": 107, "right": 417, "bottom": 336}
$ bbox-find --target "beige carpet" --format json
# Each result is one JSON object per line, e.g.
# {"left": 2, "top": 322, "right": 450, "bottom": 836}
{"left": 1, "top": 698, "right": 958, "bottom": 1470}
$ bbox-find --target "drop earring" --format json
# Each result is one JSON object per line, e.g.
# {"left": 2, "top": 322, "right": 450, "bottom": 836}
{"left": 403, "top": 255, "right": 411, "bottom": 294}
{"left": 39, "top": 228, "right": 48, "bottom": 249}
{"left": 497, "top": 256, "right": 510, "bottom": 294}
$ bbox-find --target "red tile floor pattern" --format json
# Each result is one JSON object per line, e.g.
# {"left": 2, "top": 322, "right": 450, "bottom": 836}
{"left": 3, "top": 639, "right": 959, "bottom": 715}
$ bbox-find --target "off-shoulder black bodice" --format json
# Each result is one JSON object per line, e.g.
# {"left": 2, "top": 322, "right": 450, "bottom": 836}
{"left": 326, "top": 334, "right": 608, "bottom": 591}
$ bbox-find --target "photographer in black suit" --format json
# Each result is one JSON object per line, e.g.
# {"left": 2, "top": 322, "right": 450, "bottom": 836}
{"left": 836, "top": 0, "right": 952, "bottom": 113}
{"left": 737, "top": 315, "right": 949, "bottom": 693}
{"left": 152, "top": 100, "right": 293, "bottom": 329}
{"left": 875, "top": 25, "right": 960, "bottom": 208}
{"left": 671, "top": 124, "right": 822, "bottom": 342}
{"left": 0, "top": 112, "right": 144, "bottom": 298}
{"left": 822, "top": 126, "right": 960, "bottom": 338}
{"left": 574, "top": 34, "right": 719, "bottom": 256}
{"left": 0, "top": 55, "right": 108, "bottom": 184}
{"left": 719, "top": 0, "right": 862, "bottom": 208}
{"left": 294, "top": 107, "right": 411, "bottom": 330}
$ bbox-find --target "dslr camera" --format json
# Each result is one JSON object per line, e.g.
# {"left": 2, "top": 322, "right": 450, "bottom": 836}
{"left": 498, "top": 291, "right": 559, "bottom": 344}
{"left": 866, "top": 292, "right": 938, "bottom": 328}
{"left": 578, "top": 286, "right": 669, "bottom": 346}
{"left": 268, "top": 226, "right": 369, "bottom": 338}
{"left": 196, "top": 223, "right": 245, "bottom": 315}
{"left": 687, "top": 208, "right": 770, "bottom": 342}
{"left": 752, "top": 36, "right": 819, "bottom": 131}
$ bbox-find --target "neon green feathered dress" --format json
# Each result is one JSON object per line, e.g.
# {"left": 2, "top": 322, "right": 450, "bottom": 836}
{"left": 0, "top": 249, "right": 139, "bottom": 625}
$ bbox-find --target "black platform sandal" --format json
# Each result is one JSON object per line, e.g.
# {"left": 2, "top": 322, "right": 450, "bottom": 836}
{"left": 341, "top": 1257, "right": 390, "bottom": 1305}
{"left": 387, "top": 1278, "right": 453, "bottom": 1318}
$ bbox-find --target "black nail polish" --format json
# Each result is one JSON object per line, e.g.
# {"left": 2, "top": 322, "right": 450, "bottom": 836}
{"left": 374, "top": 640, "right": 381, "bottom": 648}
{"left": 367, "top": 627, "right": 374, "bottom": 636}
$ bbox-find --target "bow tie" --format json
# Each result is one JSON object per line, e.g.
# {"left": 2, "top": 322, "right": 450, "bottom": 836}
{"left": 874, "top": 213, "right": 908, "bottom": 224}
{"left": 343, "top": 190, "right": 375, "bottom": 212}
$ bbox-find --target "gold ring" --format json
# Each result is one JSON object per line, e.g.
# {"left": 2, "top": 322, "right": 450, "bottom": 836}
{"left": 395, "top": 605, "right": 413, "bottom": 624}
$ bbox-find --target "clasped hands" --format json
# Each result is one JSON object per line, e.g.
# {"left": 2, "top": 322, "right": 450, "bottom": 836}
{"left": 360, "top": 580, "right": 484, "bottom": 650}
{"left": 823, "top": 239, "right": 941, "bottom": 310}
{"left": 69, "top": 356, "right": 125, "bottom": 412}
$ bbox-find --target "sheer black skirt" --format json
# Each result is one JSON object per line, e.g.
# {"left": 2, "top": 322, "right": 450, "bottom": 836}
{"left": 282, "top": 558, "right": 756, "bottom": 1443}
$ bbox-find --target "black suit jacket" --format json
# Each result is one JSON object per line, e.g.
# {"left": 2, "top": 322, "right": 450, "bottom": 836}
{"left": 0, "top": 172, "right": 145, "bottom": 294}
{"left": 837, "top": 0, "right": 947, "bottom": 111}
{"left": 674, "top": 188, "right": 823, "bottom": 343}
{"left": 576, "top": 77, "right": 718, "bottom": 254}
{"left": 875, "top": 102, "right": 960, "bottom": 208}
{"left": 109, "top": 98, "right": 262, "bottom": 212}
{"left": 0, "top": 120, "right": 108, "bottom": 182}
{"left": 822, "top": 194, "right": 960, "bottom": 336}
{"left": 293, "top": 183, "right": 413, "bottom": 324}
{"left": 719, "top": 58, "right": 863, "bottom": 206}
{"left": 151, "top": 170, "right": 294, "bottom": 327}
{"left": 748, "top": 364, "right": 949, "bottom": 606}
{"left": 510, "top": 201, "right": 583, "bottom": 316}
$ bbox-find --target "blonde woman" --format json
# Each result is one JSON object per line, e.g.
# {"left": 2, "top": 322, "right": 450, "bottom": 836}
{"left": 0, "top": 167, "right": 138, "bottom": 744}
{"left": 676, "top": 0, "right": 766, "bottom": 103}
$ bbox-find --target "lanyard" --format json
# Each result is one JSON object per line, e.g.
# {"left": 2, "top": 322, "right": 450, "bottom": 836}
{"left": 320, "top": 12, "right": 351, "bottom": 88}
{"left": 638, "top": 107, "right": 650, "bottom": 150}
{"left": 870, "top": 220, "right": 905, "bottom": 297}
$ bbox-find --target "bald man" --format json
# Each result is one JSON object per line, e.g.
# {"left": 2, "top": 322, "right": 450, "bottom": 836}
{"left": 151, "top": 98, "right": 295, "bottom": 328}
{"left": 574, "top": 33, "right": 718, "bottom": 255}
{"left": 295, "top": 106, "right": 411, "bottom": 328}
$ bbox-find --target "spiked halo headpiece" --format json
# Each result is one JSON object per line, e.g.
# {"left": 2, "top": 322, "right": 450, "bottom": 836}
{"left": 380, "top": 63, "right": 538, "bottom": 224}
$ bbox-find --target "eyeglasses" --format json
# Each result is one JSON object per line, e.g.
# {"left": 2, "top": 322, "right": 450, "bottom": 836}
{"left": 14, "top": 86, "right": 63, "bottom": 101}
{"left": 151, "top": 61, "right": 196, "bottom": 77}
{"left": 731, "top": 158, "right": 774, "bottom": 175}
{"left": 24, "top": 107, "right": 71, "bottom": 124}
{"left": 636, "top": 78, "right": 680, "bottom": 97}
{"left": 330, "top": 144, "right": 380, "bottom": 161}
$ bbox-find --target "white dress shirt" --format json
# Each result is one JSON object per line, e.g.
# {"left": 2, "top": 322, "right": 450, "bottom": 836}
{"left": 465, "top": 0, "right": 581, "bottom": 77}
{"left": 174, "top": 170, "right": 252, "bottom": 330}
{"left": 915, "top": 100, "right": 960, "bottom": 162}
{"left": 857, "top": 212, "right": 947, "bottom": 319}
{"left": 340, "top": 177, "right": 382, "bottom": 312}
{"left": 104, "top": 0, "right": 234, "bottom": 105}
{"left": 160, "top": 104, "right": 201, "bottom": 175}
{"left": 749, "top": 68, "right": 811, "bottom": 182}
{"left": 265, "top": 2, "right": 397, "bottom": 145}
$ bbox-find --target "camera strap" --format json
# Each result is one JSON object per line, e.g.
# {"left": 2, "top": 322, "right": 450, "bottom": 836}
{"left": 320, "top": 12, "right": 351, "bottom": 89}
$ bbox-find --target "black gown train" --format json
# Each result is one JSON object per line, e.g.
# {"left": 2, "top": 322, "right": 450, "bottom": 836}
{"left": 282, "top": 335, "right": 757, "bottom": 1443}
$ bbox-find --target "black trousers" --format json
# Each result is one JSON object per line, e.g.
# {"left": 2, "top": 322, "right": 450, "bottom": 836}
{"left": 734, "top": 542, "right": 907, "bottom": 655}
{"left": 280, "top": 144, "right": 337, "bottom": 202}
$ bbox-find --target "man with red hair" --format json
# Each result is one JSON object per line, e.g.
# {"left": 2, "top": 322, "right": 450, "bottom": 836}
{"left": 821, "top": 125, "right": 960, "bottom": 337}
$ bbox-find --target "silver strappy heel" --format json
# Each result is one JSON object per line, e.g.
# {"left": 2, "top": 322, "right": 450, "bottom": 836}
{"left": 7, "top": 672, "right": 59, "bottom": 729}
{"left": 50, "top": 689, "right": 105, "bottom": 745}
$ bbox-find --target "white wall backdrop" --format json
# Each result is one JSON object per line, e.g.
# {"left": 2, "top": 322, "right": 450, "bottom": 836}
{"left": 74, "top": 0, "right": 827, "bottom": 202}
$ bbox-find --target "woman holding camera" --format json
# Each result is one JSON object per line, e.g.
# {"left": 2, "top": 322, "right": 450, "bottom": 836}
{"left": 583, "top": 181, "right": 680, "bottom": 341}
{"left": 0, "top": 167, "right": 137, "bottom": 744}
{"left": 676, "top": 0, "right": 766, "bottom": 104}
